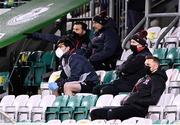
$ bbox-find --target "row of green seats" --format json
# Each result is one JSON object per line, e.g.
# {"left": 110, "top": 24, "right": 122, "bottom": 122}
{"left": 153, "top": 47, "right": 180, "bottom": 70}
{"left": 45, "top": 94, "right": 98, "bottom": 122}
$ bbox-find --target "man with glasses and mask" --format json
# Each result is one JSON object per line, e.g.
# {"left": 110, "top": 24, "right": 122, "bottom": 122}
{"left": 93, "top": 30, "right": 152, "bottom": 96}
{"left": 48, "top": 36, "right": 99, "bottom": 96}
{"left": 90, "top": 56, "right": 167, "bottom": 121}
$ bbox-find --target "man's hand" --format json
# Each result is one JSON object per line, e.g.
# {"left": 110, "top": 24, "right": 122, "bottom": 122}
{"left": 48, "top": 82, "right": 59, "bottom": 91}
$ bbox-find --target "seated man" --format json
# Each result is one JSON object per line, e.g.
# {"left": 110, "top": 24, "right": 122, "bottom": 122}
{"left": 25, "top": 22, "right": 92, "bottom": 58}
{"left": 48, "top": 36, "right": 99, "bottom": 96}
{"left": 90, "top": 56, "right": 167, "bottom": 121}
{"left": 92, "top": 30, "right": 152, "bottom": 95}
{"left": 90, "top": 14, "right": 123, "bottom": 70}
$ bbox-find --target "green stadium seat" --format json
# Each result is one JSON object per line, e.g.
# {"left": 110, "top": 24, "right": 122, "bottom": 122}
{"left": 153, "top": 48, "right": 168, "bottom": 70}
{"left": 103, "top": 70, "right": 117, "bottom": 84}
{"left": 73, "top": 95, "right": 98, "bottom": 121}
{"left": 58, "top": 95, "right": 83, "bottom": 121}
{"left": 161, "top": 48, "right": 178, "bottom": 67}
{"left": 45, "top": 95, "right": 69, "bottom": 122}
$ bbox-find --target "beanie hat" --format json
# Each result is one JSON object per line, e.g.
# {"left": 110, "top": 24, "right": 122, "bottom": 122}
{"left": 93, "top": 15, "right": 108, "bottom": 25}
{"left": 132, "top": 30, "right": 148, "bottom": 46}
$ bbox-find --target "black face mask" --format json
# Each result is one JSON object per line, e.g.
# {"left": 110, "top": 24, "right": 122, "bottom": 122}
{"left": 72, "top": 32, "right": 80, "bottom": 39}
{"left": 145, "top": 66, "right": 152, "bottom": 75}
{"left": 130, "top": 45, "right": 137, "bottom": 52}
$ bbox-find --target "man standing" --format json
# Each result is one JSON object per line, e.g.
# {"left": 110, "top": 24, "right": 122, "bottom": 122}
{"left": 90, "top": 56, "right": 167, "bottom": 121}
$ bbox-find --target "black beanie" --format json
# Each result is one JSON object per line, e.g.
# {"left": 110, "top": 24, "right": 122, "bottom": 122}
{"left": 93, "top": 15, "right": 108, "bottom": 25}
{"left": 132, "top": 30, "right": 148, "bottom": 46}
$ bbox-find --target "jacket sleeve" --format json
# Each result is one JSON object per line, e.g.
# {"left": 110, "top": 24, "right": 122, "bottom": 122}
{"left": 55, "top": 56, "right": 83, "bottom": 86}
{"left": 134, "top": 76, "right": 166, "bottom": 107}
{"left": 120, "top": 55, "right": 145, "bottom": 75}
{"left": 90, "top": 30, "right": 118, "bottom": 61}
{"left": 32, "top": 32, "right": 61, "bottom": 43}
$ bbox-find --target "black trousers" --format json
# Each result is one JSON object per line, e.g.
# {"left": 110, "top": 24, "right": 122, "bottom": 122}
{"left": 92, "top": 79, "right": 134, "bottom": 96}
{"left": 90, "top": 105, "right": 147, "bottom": 121}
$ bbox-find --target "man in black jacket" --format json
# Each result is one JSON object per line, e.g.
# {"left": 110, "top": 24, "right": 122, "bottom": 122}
{"left": 92, "top": 30, "right": 152, "bottom": 95}
{"left": 90, "top": 56, "right": 167, "bottom": 121}
{"left": 90, "top": 15, "right": 122, "bottom": 70}
{"left": 25, "top": 22, "right": 92, "bottom": 58}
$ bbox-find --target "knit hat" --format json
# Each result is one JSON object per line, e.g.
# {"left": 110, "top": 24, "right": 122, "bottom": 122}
{"left": 93, "top": 15, "right": 108, "bottom": 25}
{"left": 132, "top": 30, "right": 148, "bottom": 46}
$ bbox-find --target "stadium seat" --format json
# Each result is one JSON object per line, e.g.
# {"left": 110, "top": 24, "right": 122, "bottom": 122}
{"left": 91, "top": 119, "right": 107, "bottom": 124}
{"left": 160, "top": 48, "right": 178, "bottom": 68}
{"left": 167, "top": 72, "right": 180, "bottom": 94}
{"left": 31, "top": 95, "right": 56, "bottom": 122}
{"left": 147, "top": 93, "right": 174, "bottom": 121}
{"left": 17, "top": 95, "right": 41, "bottom": 122}
{"left": 116, "top": 49, "right": 132, "bottom": 66}
{"left": 103, "top": 70, "right": 117, "bottom": 84}
{"left": 45, "top": 95, "right": 69, "bottom": 122}
{"left": 95, "top": 70, "right": 106, "bottom": 85}
{"left": 58, "top": 95, "right": 83, "bottom": 121}
{"left": 163, "top": 94, "right": 180, "bottom": 122}
{"left": 76, "top": 119, "right": 91, "bottom": 124}
{"left": 107, "top": 119, "right": 121, "bottom": 124}
{"left": 0, "top": 95, "right": 15, "bottom": 111}
{"left": 165, "top": 68, "right": 179, "bottom": 93}
{"left": 172, "top": 47, "right": 180, "bottom": 68}
{"left": 73, "top": 95, "right": 98, "bottom": 121}
{"left": 5, "top": 95, "right": 29, "bottom": 121}
{"left": 47, "top": 119, "right": 61, "bottom": 124}
{"left": 110, "top": 94, "right": 128, "bottom": 106}
{"left": 164, "top": 27, "right": 180, "bottom": 48}
{"left": 61, "top": 119, "right": 76, "bottom": 124}
{"left": 146, "top": 26, "right": 161, "bottom": 48}
{"left": 153, "top": 48, "right": 168, "bottom": 69}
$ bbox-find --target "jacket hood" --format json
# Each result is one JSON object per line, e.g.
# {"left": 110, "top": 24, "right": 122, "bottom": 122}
{"left": 152, "top": 68, "right": 168, "bottom": 82}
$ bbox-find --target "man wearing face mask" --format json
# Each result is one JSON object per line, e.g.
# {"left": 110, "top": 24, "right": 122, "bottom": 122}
{"left": 92, "top": 30, "right": 152, "bottom": 96}
{"left": 48, "top": 36, "right": 99, "bottom": 96}
{"left": 24, "top": 22, "right": 92, "bottom": 58}
{"left": 90, "top": 56, "right": 167, "bottom": 121}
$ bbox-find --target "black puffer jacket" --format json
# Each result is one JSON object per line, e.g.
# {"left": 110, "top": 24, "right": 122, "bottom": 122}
{"left": 116, "top": 47, "right": 152, "bottom": 88}
{"left": 124, "top": 68, "right": 167, "bottom": 112}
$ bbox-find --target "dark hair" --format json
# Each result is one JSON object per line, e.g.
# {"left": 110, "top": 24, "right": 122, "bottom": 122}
{"left": 145, "top": 56, "right": 160, "bottom": 66}
{"left": 57, "top": 36, "right": 75, "bottom": 50}
{"left": 74, "top": 22, "right": 87, "bottom": 30}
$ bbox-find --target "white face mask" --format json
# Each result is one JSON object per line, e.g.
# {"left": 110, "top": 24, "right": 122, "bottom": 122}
{"left": 55, "top": 48, "right": 64, "bottom": 58}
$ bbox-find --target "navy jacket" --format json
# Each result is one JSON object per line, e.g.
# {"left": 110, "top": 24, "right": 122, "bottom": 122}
{"left": 56, "top": 53, "right": 99, "bottom": 87}
{"left": 90, "top": 26, "right": 122, "bottom": 62}
{"left": 31, "top": 30, "right": 92, "bottom": 58}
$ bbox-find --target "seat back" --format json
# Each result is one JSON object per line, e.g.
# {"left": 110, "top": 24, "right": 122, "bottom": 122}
{"left": 80, "top": 95, "right": 97, "bottom": 109}
{"left": 40, "top": 95, "right": 56, "bottom": 110}
{"left": 111, "top": 94, "right": 127, "bottom": 106}
{"left": 52, "top": 95, "right": 69, "bottom": 107}
{"left": 0, "top": 95, "right": 15, "bottom": 107}
{"left": 103, "top": 70, "right": 117, "bottom": 84}
{"left": 13, "top": 95, "right": 29, "bottom": 107}
{"left": 26, "top": 95, "right": 41, "bottom": 108}
{"left": 95, "top": 94, "right": 113, "bottom": 107}
{"left": 95, "top": 70, "right": 106, "bottom": 84}
{"left": 66, "top": 95, "right": 83, "bottom": 109}
{"left": 157, "top": 93, "right": 174, "bottom": 107}
{"left": 153, "top": 48, "right": 168, "bottom": 60}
